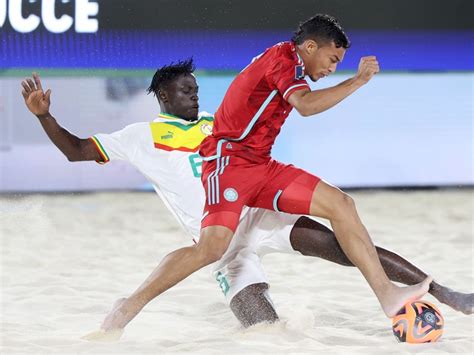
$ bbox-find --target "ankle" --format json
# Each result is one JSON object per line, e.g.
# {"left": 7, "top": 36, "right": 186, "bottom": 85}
{"left": 429, "top": 283, "right": 450, "bottom": 302}
{"left": 124, "top": 295, "right": 148, "bottom": 311}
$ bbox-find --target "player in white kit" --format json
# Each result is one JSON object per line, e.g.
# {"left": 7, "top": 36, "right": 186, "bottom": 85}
{"left": 21, "top": 61, "right": 473, "bottom": 336}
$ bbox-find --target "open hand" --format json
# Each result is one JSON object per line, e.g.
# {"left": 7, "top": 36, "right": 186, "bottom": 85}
{"left": 355, "top": 56, "right": 380, "bottom": 85}
{"left": 21, "top": 72, "right": 51, "bottom": 116}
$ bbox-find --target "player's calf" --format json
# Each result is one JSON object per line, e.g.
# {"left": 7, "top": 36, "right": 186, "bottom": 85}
{"left": 230, "top": 283, "right": 279, "bottom": 327}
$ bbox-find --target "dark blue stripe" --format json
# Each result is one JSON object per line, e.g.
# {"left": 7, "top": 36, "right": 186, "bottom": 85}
{"left": 1, "top": 30, "right": 472, "bottom": 70}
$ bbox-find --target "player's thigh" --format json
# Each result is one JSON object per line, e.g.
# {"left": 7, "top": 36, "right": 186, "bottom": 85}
{"left": 252, "top": 163, "right": 320, "bottom": 215}
{"left": 275, "top": 170, "right": 320, "bottom": 215}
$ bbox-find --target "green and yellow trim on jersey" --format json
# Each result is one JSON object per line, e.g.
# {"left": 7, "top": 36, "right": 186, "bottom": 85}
{"left": 157, "top": 112, "right": 183, "bottom": 121}
{"left": 89, "top": 136, "right": 110, "bottom": 164}
{"left": 150, "top": 113, "right": 214, "bottom": 152}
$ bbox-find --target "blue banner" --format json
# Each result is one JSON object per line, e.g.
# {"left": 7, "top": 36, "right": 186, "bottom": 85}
{"left": 1, "top": 30, "right": 473, "bottom": 71}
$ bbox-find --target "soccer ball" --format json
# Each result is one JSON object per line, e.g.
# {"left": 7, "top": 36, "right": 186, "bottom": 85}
{"left": 391, "top": 300, "right": 444, "bottom": 343}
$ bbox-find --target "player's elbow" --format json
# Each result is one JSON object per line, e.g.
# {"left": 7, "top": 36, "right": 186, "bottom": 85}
{"left": 293, "top": 102, "right": 314, "bottom": 117}
{"left": 295, "top": 106, "right": 313, "bottom": 117}
{"left": 66, "top": 154, "right": 81, "bottom": 162}
{"left": 295, "top": 103, "right": 326, "bottom": 117}
{"left": 289, "top": 92, "right": 316, "bottom": 117}
{"left": 65, "top": 146, "right": 90, "bottom": 162}
{"left": 67, "top": 140, "right": 100, "bottom": 162}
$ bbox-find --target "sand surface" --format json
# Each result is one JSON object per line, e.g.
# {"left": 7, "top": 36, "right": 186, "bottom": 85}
{"left": 1, "top": 190, "right": 473, "bottom": 354}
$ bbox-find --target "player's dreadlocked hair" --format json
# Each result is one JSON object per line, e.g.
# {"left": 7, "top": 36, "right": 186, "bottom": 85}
{"left": 147, "top": 58, "right": 196, "bottom": 97}
{"left": 291, "top": 14, "right": 350, "bottom": 49}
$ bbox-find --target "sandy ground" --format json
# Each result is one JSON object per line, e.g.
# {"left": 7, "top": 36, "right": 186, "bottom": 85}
{"left": 1, "top": 190, "right": 473, "bottom": 354}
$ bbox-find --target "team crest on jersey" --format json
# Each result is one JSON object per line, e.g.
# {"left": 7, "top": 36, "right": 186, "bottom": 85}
{"left": 200, "top": 123, "right": 213, "bottom": 136}
{"left": 295, "top": 65, "right": 305, "bottom": 80}
{"left": 223, "top": 188, "right": 238, "bottom": 202}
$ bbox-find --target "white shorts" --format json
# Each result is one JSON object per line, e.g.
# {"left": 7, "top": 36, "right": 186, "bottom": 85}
{"left": 211, "top": 208, "right": 304, "bottom": 304}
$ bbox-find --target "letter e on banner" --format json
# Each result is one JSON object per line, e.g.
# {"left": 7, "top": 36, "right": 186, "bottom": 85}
{"left": 75, "top": 0, "right": 98, "bottom": 33}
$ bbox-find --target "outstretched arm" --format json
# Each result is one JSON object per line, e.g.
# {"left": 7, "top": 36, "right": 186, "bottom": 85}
{"left": 21, "top": 73, "right": 101, "bottom": 162}
{"left": 287, "top": 56, "right": 379, "bottom": 116}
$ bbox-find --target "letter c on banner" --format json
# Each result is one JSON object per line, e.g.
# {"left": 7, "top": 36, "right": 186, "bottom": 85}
{"left": 42, "top": 0, "right": 73, "bottom": 33}
{"left": 9, "top": 0, "right": 40, "bottom": 33}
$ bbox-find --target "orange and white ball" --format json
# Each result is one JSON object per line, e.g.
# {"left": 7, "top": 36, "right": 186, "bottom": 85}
{"left": 392, "top": 300, "right": 444, "bottom": 343}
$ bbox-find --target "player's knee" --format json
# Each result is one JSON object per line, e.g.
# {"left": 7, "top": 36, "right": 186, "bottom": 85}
{"left": 202, "top": 245, "right": 226, "bottom": 264}
{"left": 332, "top": 191, "right": 356, "bottom": 219}
{"left": 194, "top": 244, "right": 222, "bottom": 265}
{"left": 195, "top": 232, "right": 231, "bottom": 264}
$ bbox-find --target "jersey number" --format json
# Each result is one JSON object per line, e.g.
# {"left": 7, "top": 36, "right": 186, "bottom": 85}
{"left": 189, "top": 153, "right": 203, "bottom": 178}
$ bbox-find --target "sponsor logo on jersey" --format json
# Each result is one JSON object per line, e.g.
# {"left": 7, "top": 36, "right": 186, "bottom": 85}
{"left": 160, "top": 131, "right": 174, "bottom": 140}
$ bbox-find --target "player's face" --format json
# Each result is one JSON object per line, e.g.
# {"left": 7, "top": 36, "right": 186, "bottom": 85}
{"left": 165, "top": 74, "right": 199, "bottom": 120}
{"left": 304, "top": 41, "right": 346, "bottom": 82}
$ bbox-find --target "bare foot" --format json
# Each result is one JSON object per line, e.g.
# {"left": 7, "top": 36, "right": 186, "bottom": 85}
{"left": 100, "top": 297, "right": 133, "bottom": 331}
{"left": 81, "top": 299, "right": 128, "bottom": 342}
{"left": 382, "top": 276, "right": 433, "bottom": 318}
{"left": 81, "top": 328, "right": 124, "bottom": 342}
{"left": 436, "top": 289, "right": 474, "bottom": 315}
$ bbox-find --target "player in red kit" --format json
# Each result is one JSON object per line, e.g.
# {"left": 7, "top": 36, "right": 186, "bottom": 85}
{"left": 197, "top": 14, "right": 432, "bottom": 318}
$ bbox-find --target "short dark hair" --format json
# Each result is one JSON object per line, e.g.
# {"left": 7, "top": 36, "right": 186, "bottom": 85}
{"left": 147, "top": 58, "right": 196, "bottom": 96}
{"left": 291, "top": 14, "right": 350, "bottom": 49}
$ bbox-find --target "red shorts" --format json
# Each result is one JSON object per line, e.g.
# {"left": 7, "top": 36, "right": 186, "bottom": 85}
{"left": 201, "top": 155, "right": 320, "bottom": 232}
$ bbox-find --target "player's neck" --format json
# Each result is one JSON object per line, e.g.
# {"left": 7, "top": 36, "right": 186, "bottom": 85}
{"left": 295, "top": 45, "right": 306, "bottom": 66}
{"left": 159, "top": 112, "right": 198, "bottom": 122}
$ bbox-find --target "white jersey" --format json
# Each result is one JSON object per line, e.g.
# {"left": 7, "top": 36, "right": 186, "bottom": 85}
{"left": 92, "top": 112, "right": 214, "bottom": 240}
{"left": 91, "top": 111, "right": 303, "bottom": 303}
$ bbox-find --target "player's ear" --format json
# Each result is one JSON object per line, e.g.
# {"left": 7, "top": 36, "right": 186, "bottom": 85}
{"left": 158, "top": 89, "right": 168, "bottom": 103}
{"left": 304, "top": 39, "right": 318, "bottom": 55}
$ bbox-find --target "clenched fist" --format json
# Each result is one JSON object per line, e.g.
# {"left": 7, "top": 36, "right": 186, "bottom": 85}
{"left": 21, "top": 72, "right": 51, "bottom": 116}
{"left": 355, "top": 56, "right": 380, "bottom": 85}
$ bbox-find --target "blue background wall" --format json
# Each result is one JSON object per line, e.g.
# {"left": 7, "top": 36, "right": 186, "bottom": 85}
{"left": 2, "top": 30, "right": 473, "bottom": 71}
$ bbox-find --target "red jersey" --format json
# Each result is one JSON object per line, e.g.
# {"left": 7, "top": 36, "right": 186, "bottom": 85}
{"left": 200, "top": 41, "right": 310, "bottom": 161}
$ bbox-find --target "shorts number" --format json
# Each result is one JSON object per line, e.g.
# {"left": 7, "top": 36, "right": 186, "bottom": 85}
{"left": 215, "top": 271, "right": 230, "bottom": 296}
